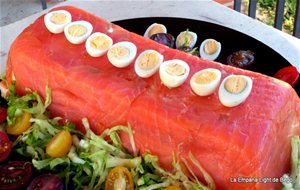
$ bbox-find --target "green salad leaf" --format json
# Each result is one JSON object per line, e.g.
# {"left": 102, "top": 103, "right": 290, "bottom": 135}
{"left": 7, "top": 82, "right": 51, "bottom": 125}
{"left": 282, "top": 136, "right": 300, "bottom": 190}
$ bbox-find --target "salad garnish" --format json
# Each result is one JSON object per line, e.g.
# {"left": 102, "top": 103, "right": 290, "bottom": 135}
{"left": 282, "top": 136, "right": 300, "bottom": 190}
{"left": 0, "top": 81, "right": 215, "bottom": 190}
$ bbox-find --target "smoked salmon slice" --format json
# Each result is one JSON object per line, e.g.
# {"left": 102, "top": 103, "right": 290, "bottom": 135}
{"left": 6, "top": 6, "right": 300, "bottom": 190}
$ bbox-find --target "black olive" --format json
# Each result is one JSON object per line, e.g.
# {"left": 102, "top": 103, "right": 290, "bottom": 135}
{"left": 150, "top": 33, "right": 175, "bottom": 48}
{"left": 226, "top": 50, "right": 254, "bottom": 69}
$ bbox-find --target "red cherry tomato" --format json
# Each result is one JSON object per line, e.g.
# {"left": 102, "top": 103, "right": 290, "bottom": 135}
{"left": 58, "top": 118, "right": 69, "bottom": 126}
{"left": 0, "top": 131, "right": 11, "bottom": 162}
{"left": 274, "top": 66, "right": 299, "bottom": 87}
{"left": 0, "top": 107, "right": 7, "bottom": 124}
{"left": 27, "top": 174, "right": 64, "bottom": 190}
{"left": 0, "top": 161, "right": 32, "bottom": 190}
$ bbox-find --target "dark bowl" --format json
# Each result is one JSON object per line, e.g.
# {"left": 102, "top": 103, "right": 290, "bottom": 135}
{"left": 113, "top": 17, "right": 300, "bottom": 95}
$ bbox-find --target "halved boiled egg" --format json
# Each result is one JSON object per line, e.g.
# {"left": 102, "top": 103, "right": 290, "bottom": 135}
{"left": 44, "top": 10, "right": 72, "bottom": 34}
{"left": 199, "top": 39, "right": 221, "bottom": 61}
{"left": 190, "top": 68, "right": 221, "bottom": 96}
{"left": 159, "top": 59, "right": 190, "bottom": 88}
{"left": 85, "top": 32, "right": 113, "bottom": 57}
{"left": 107, "top": 41, "right": 137, "bottom": 68}
{"left": 64, "top": 20, "right": 93, "bottom": 44}
{"left": 176, "top": 30, "right": 197, "bottom": 49}
{"left": 218, "top": 75, "right": 253, "bottom": 107}
{"left": 134, "top": 50, "right": 164, "bottom": 78}
{"left": 144, "top": 23, "right": 167, "bottom": 38}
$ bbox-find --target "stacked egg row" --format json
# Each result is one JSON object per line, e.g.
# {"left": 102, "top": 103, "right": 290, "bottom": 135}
{"left": 44, "top": 10, "right": 253, "bottom": 107}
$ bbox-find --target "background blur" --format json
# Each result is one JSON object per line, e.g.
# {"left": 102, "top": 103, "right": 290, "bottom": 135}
{"left": 0, "top": 0, "right": 297, "bottom": 35}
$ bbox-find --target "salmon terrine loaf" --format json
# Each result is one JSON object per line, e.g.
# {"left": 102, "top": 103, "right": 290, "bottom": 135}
{"left": 6, "top": 6, "right": 300, "bottom": 190}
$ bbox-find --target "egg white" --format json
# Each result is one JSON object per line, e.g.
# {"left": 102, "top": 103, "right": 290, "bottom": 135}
{"left": 85, "top": 32, "right": 113, "bottom": 57}
{"left": 144, "top": 23, "right": 167, "bottom": 38}
{"left": 159, "top": 59, "right": 190, "bottom": 88}
{"left": 107, "top": 41, "right": 137, "bottom": 68}
{"left": 218, "top": 75, "right": 253, "bottom": 107}
{"left": 175, "top": 31, "right": 197, "bottom": 49}
{"left": 134, "top": 50, "right": 164, "bottom": 78}
{"left": 64, "top": 20, "right": 93, "bottom": 44}
{"left": 44, "top": 10, "right": 72, "bottom": 34}
{"left": 199, "top": 39, "right": 221, "bottom": 61}
{"left": 190, "top": 68, "right": 221, "bottom": 96}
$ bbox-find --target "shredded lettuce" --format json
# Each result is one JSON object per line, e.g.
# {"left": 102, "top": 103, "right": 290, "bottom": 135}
{"left": 8, "top": 82, "right": 214, "bottom": 190}
{"left": 282, "top": 136, "right": 300, "bottom": 190}
{"left": 177, "top": 29, "right": 191, "bottom": 48}
{"left": 7, "top": 83, "right": 51, "bottom": 125}
{"left": 33, "top": 157, "right": 70, "bottom": 170}
{"left": 187, "top": 47, "right": 199, "bottom": 55}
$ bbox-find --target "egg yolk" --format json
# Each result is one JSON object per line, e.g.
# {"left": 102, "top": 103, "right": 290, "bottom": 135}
{"left": 178, "top": 33, "right": 193, "bottom": 46}
{"left": 108, "top": 46, "right": 130, "bottom": 59}
{"left": 50, "top": 13, "right": 68, "bottom": 24}
{"left": 138, "top": 52, "right": 159, "bottom": 70}
{"left": 204, "top": 40, "right": 218, "bottom": 55}
{"left": 90, "top": 36, "right": 110, "bottom": 50}
{"left": 224, "top": 76, "right": 247, "bottom": 94}
{"left": 195, "top": 71, "right": 217, "bottom": 84}
{"left": 166, "top": 63, "right": 186, "bottom": 76}
{"left": 68, "top": 24, "right": 87, "bottom": 37}
{"left": 148, "top": 24, "right": 165, "bottom": 37}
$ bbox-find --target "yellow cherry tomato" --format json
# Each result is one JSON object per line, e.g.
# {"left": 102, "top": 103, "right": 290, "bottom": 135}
{"left": 46, "top": 130, "right": 72, "bottom": 158}
{"left": 105, "top": 166, "right": 134, "bottom": 190}
{"left": 6, "top": 112, "right": 32, "bottom": 135}
{"left": 164, "top": 185, "right": 182, "bottom": 190}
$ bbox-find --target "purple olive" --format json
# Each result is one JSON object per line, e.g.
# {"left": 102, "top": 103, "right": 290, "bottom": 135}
{"left": 27, "top": 174, "right": 64, "bottom": 190}
{"left": 150, "top": 33, "right": 175, "bottom": 48}
{"left": 226, "top": 50, "right": 254, "bottom": 69}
